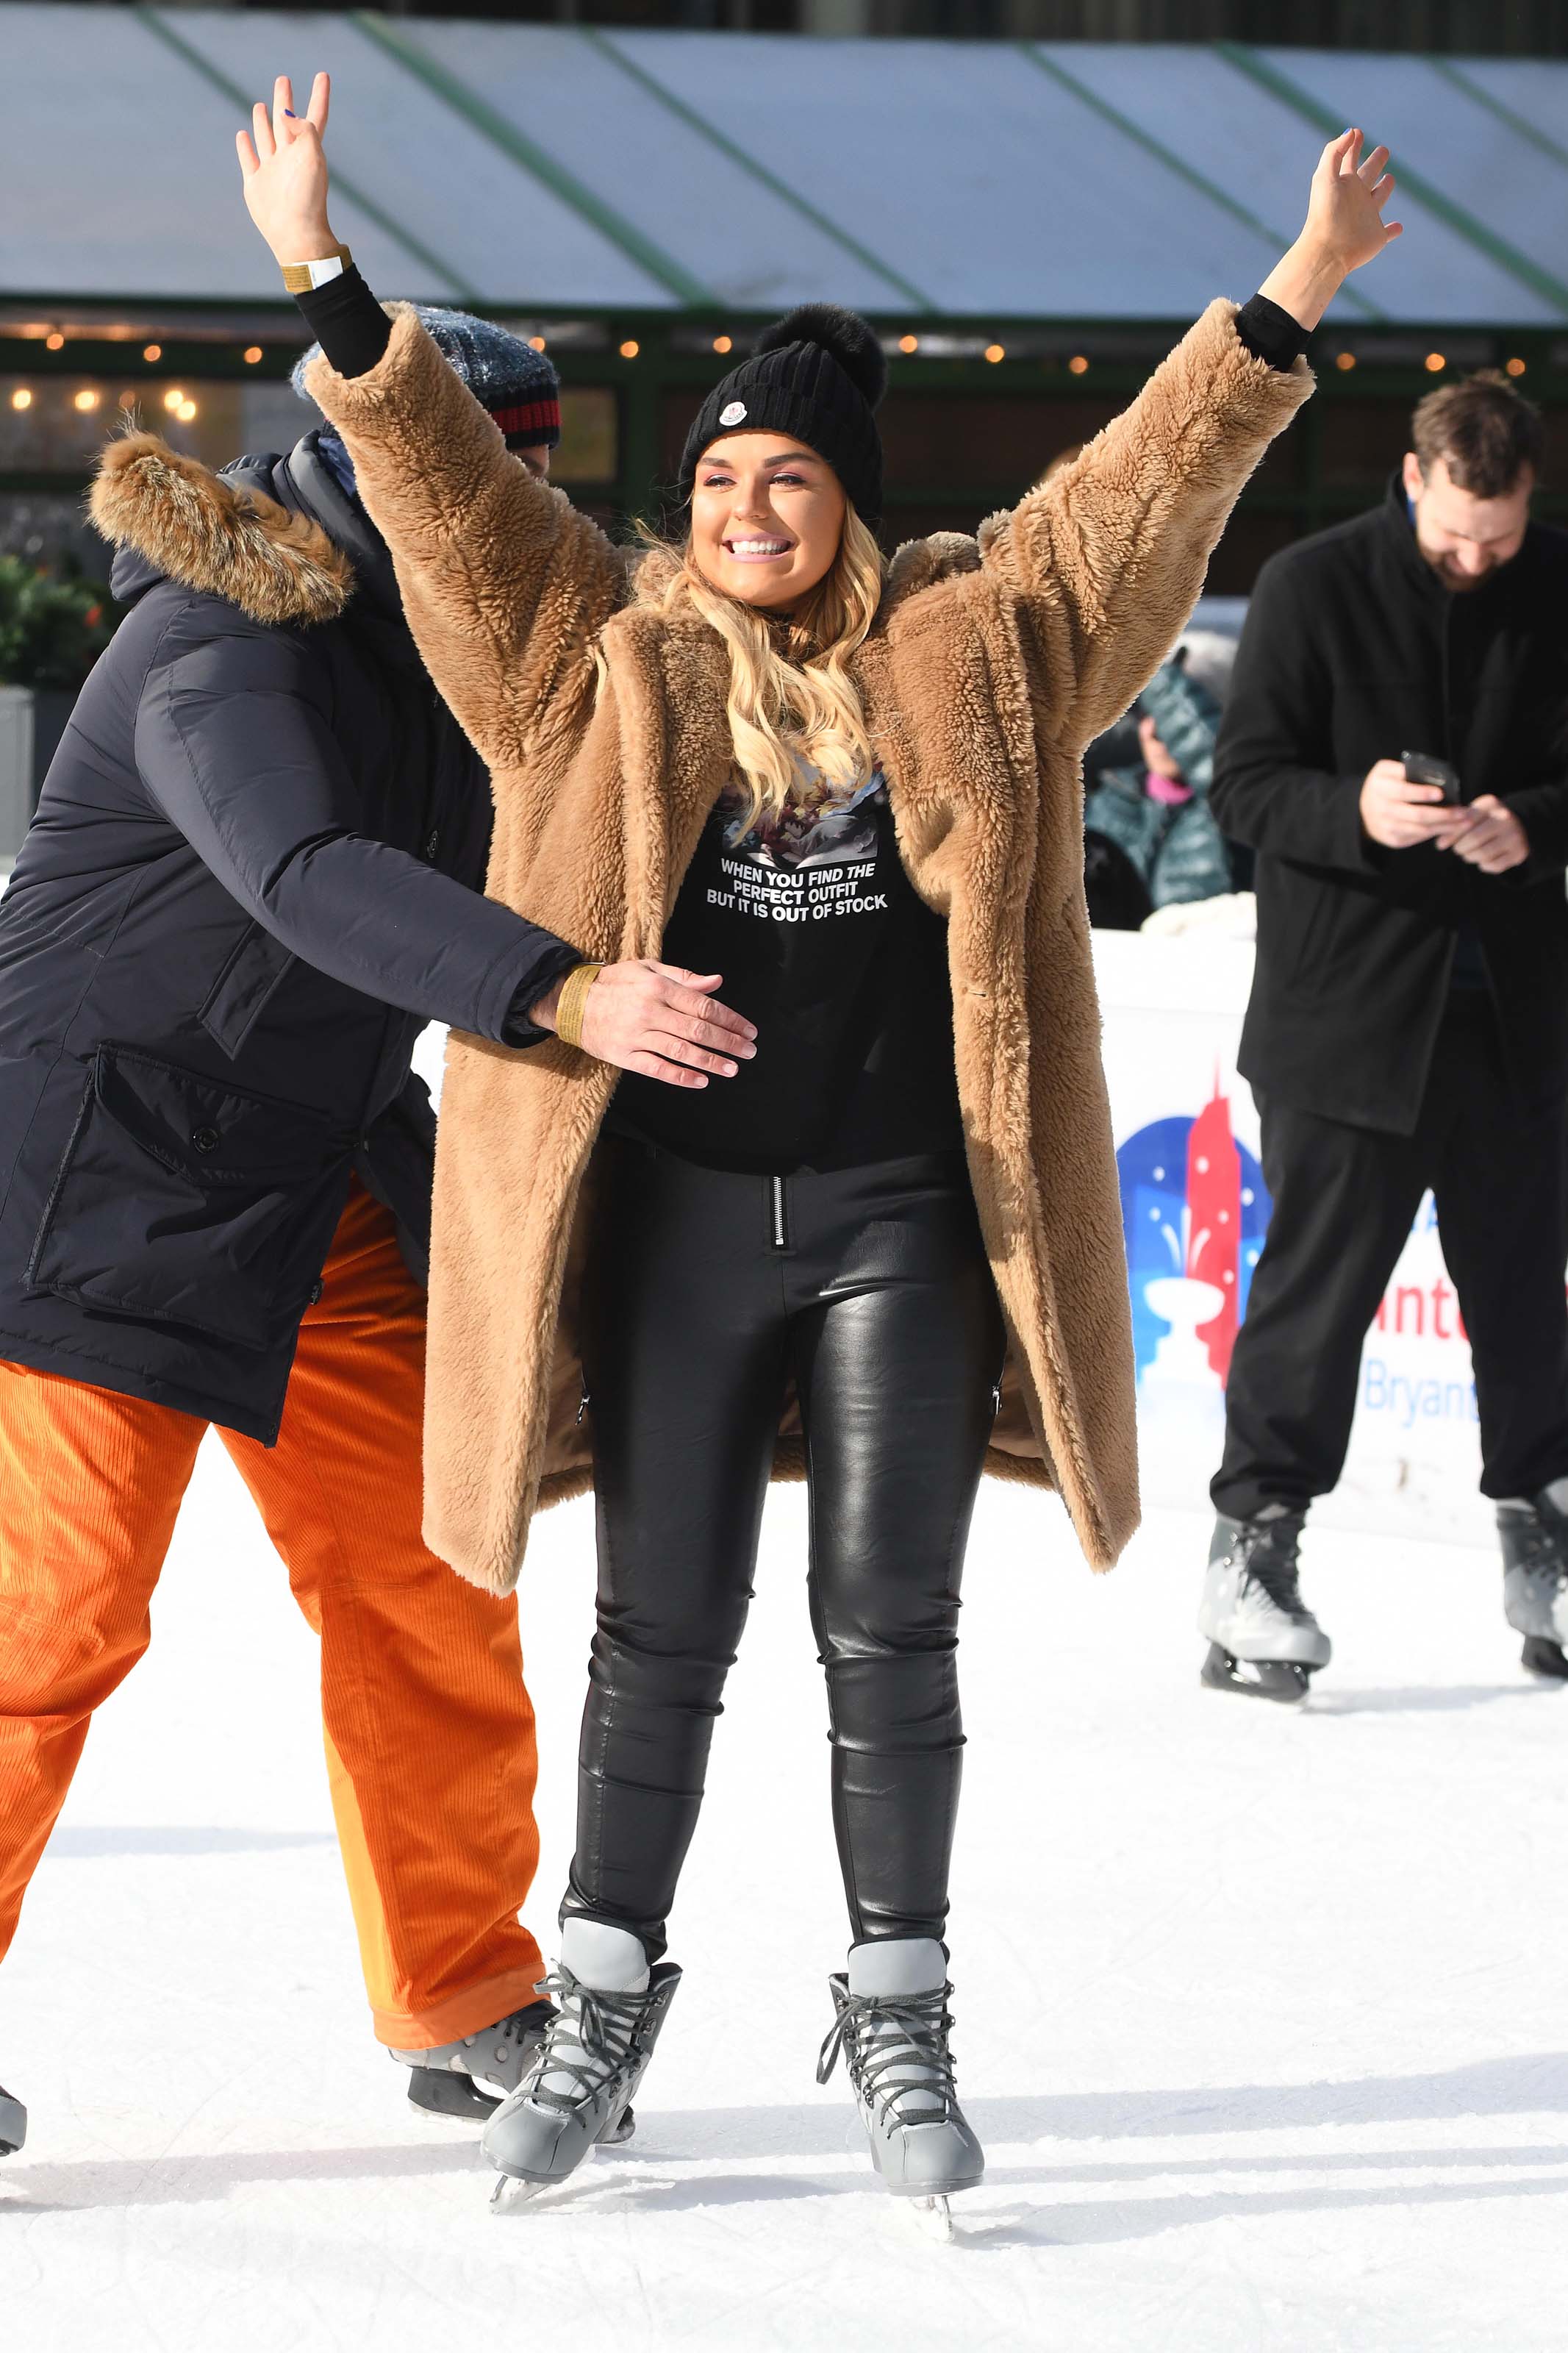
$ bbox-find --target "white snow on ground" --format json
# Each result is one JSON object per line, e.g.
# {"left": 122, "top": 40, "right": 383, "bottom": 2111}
{"left": 3, "top": 1458, "right": 1567, "bottom": 2352}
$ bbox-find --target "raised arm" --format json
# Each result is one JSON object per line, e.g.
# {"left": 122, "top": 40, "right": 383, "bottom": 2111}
{"left": 982, "top": 130, "right": 1401, "bottom": 751}
{"left": 237, "top": 75, "right": 623, "bottom": 768}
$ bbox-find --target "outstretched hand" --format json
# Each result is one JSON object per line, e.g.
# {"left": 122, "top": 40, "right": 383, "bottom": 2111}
{"left": 1302, "top": 129, "right": 1403, "bottom": 277}
{"left": 531, "top": 961, "right": 759, "bottom": 1089}
{"left": 1259, "top": 129, "right": 1403, "bottom": 333}
{"left": 236, "top": 72, "right": 340, "bottom": 265}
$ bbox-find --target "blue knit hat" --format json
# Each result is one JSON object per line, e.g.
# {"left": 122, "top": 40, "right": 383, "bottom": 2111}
{"left": 293, "top": 305, "right": 561, "bottom": 450}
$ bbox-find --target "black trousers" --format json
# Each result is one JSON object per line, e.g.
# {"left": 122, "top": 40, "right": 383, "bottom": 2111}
{"left": 568, "top": 1138, "right": 1006, "bottom": 1960}
{"left": 1214, "top": 993, "right": 1568, "bottom": 1519}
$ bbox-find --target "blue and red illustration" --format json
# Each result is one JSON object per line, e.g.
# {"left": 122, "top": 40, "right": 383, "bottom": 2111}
{"left": 1116, "top": 1079, "right": 1271, "bottom": 1389}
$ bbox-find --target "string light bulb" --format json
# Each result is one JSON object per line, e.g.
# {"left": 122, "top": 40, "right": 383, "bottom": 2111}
{"left": 163, "top": 388, "right": 185, "bottom": 413}
{"left": 10, "top": 388, "right": 32, "bottom": 410}
{"left": 619, "top": 340, "right": 640, "bottom": 360}
{"left": 898, "top": 334, "right": 918, "bottom": 354}
{"left": 1425, "top": 351, "right": 1446, "bottom": 372}
{"left": 243, "top": 346, "right": 262, "bottom": 365}
{"left": 1506, "top": 355, "right": 1527, "bottom": 377}
{"left": 1067, "top": 354, "right": 1089, "bottom": 376}
{"left": 1336, "top": 350, "right": 1356, "bottom": 371}
{"left": 984, "top": 343, "right": 1005, "bottom": 364}
{"left": 143, "top": 343, "right": 162, "bottom": 363}
{"left": 529, "top": 335, "right": 546, "bottom": 352}
{"left": 45, "top": 331, "right": 64, "bottom": 351}
{"left": 73, "top": 388, "right": 99, "bottom": 412}
{"left": 712, "top": 334, "right": 732, "bottom": 354}
{"left": 178, "top": 398, "right": 198, "bottom": 422}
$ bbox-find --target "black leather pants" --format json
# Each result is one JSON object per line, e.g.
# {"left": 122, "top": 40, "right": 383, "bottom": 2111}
{"left": 567, "top": 1138, "right": 1006, "bottom": 1960}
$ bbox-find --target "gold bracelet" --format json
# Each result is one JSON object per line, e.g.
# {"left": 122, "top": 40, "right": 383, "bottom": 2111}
{"left": 554, "top": 962, "right": 602, "bottom": 1051}
{"left": 281, "top": 246, "right": 353, "bottom": 295}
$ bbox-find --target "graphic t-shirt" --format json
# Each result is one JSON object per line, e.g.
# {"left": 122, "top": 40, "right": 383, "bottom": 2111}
{"left": 609, "top": 764, "right": 964, "bottom": 1174}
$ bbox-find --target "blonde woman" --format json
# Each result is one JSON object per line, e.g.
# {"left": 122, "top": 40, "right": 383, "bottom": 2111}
{"left": 238, "top": 76, "right": 1399, "bottom": 2212}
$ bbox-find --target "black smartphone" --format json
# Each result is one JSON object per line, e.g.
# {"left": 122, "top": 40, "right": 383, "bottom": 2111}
{"left": 1401, "top": 750, "right": 1462, "bottom": 804}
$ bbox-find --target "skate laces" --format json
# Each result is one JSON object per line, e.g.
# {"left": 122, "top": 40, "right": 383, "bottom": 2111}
{"left": 487, "top": 2001, "right": 552, "bottom": 2054}
{"left": 522, "top": 1967, "right": 645, "bottom": 2118}
{"left": 1232, "top": 1523, "right": 1309, "bottom": 1619}
{"left": 817, "top": 1984, "right": 958, "bottom": 2127}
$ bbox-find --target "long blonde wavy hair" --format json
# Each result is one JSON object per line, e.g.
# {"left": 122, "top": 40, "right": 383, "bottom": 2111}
{"left": 640, "top": 501, "right": 887, "bottom": 835}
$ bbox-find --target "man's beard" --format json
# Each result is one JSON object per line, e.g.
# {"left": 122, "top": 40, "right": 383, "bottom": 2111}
{"left": 1422, "top": 544, "right": 1490, "bottom": 592}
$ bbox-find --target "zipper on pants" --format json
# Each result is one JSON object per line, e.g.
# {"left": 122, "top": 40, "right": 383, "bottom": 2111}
{"left": 769, "top": 1174, "right": 789, "bottom": 1252}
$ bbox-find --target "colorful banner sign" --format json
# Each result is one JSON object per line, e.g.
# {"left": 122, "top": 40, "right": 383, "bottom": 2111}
{"left": 1093, "top": 929, "right": 1490, "bottom": 1543}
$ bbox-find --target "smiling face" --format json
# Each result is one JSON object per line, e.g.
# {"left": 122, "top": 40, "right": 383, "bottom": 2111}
{"left": 689, "top": 432, "right": 848, "bottom": 610}
{"left": 1403, "top": 451, "right": 1531, "bottom": 590}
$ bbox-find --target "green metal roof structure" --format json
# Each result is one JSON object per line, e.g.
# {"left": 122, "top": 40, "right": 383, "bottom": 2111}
{"left": 6, "top": 10, "right": 1568, "bottom": 324}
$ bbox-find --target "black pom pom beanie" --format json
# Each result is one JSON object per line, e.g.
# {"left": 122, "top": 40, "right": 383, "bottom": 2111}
{"left": 677, "top": 302, "right": 888, "bottom": 529}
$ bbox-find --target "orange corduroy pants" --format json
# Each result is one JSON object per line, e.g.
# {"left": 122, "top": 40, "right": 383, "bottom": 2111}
{"left": 0, "top": 1181, "right": 545, "bottom": 2049}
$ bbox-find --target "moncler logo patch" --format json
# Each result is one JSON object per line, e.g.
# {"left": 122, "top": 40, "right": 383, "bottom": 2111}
{"left": 719, "top": 400, "right": 748, "bottom": 426}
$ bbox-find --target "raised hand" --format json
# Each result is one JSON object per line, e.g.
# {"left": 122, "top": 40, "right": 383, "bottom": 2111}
{"left": 1303, "top": 129, "right": 1403, "bottom": 277}
{"left": 235, "top": 73, "right": 339, "bottom": 266}
{"left": 1259, "top": 129, "right": 1403, "bottom": 333}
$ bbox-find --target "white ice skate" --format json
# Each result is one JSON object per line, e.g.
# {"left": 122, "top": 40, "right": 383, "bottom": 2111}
{"left": 1198, "top": 1506, "right": 1330, "bottom": 1703}
{"left": 817, "top": 1938, "right": 983, "bottom": 2235}
{"left": 0, "top": 2082, "right": 24, "bottom": 2156}
{"left": 483, "top": 1923, "right": 680, "bottom": 2208}
{"left": 1499, "top": 1486, "right": 1568, "bottom": 1681}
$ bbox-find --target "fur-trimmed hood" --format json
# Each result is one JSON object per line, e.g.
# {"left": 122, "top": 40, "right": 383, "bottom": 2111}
{"left": 90, "top": 432, "right": 356, "bottom": 626}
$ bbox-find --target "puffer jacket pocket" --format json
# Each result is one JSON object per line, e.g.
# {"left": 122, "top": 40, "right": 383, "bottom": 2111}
{"left": 26, "top": 1045, "right": 343, "bottom": 1351}
{"left": 198, "top": 921, "right": 297, "bottom": 1060}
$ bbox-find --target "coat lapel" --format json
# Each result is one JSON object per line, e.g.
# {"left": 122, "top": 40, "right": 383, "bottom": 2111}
{"left": 602, "top": 606, "right": 734, "bottom": 951}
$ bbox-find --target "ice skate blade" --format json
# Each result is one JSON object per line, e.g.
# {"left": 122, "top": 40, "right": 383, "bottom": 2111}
{"left": 482, "top": 2118, "right": 634, "bottom": 2212}
{"left": 408, "top": 2073, "right": 642, "bottom": 2136}
{"left": 1201, "top": 1643, "right": 1313, "bottom": 1704}
{"left": 908, "top": 2193, "right": 954, "bottom": 2241}
{"left": 1522, "top": 1635, "right": 1568, "bottom": 1681}
{"left": 408, "top": 2065, "right": 500, "bottom": 2121}
{"left": 490, "top": 2146, "right": 598, "bottom": 2211}
{"left": 490, "top": 2174, "right": 548, "bottom": 2211}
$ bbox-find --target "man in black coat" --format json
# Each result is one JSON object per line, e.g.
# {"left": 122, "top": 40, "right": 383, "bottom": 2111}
{"left": 0, "top": 317, "right": 589, "bottom": 2157}
{"left": 1199, "top": 369, "right": 1568, "bottom": 1699}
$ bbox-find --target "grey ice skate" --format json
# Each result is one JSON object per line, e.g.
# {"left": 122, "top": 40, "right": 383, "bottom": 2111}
{"left": 1499, "top": 1483, "right": 1568, "bottom": 1681}
{"left": 817, "top": 1939, "right": 984, "bottom": 2226}
{"left": 0, "top": 2082, "right": 24, "bottom": 2156}
{"left": 482, "top": 1923, "right": 681, "bottom": 2205}
{"left": 391, "top": 1998, "right": 562, "bottom": 2122}
{"left": 1198, "top": 1506, "right": 1330, "bottom": 1703}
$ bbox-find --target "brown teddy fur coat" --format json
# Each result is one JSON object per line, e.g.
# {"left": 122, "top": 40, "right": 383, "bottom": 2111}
{"left": 307, "top": 300, "right": 1311, "bottom": 1596}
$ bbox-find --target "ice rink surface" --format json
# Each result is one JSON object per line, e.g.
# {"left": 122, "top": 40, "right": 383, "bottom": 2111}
{"left": 3, "top": 1456, "right": 1566, "bottom": 2352}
